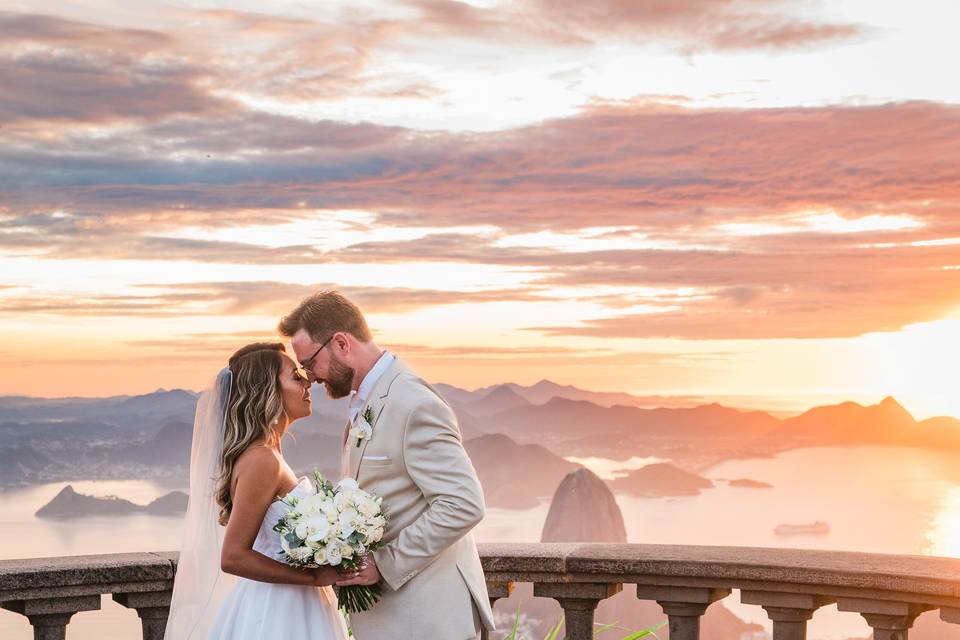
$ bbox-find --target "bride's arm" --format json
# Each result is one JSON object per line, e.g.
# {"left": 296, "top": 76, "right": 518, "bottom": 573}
{"left": 220, "top": 448, "right": 337, "bottom": 586}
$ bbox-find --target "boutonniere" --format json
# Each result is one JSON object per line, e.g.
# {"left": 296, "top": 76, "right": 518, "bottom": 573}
{"left": 349, "top": 406, "right": 374, "bottom": 447}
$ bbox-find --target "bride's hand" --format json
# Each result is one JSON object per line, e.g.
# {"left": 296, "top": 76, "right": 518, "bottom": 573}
{"left": 309, "top": 566, "right": 340, "bottom": 586}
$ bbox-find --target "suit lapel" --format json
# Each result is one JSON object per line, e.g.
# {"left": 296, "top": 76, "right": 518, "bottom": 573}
{"left": 349, "top": 356, "right": 406, "bottom": 479}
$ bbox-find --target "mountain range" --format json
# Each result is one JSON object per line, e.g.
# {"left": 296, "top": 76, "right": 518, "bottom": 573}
{"left": 2, "top": 381, "right": 959, "bottom": 500}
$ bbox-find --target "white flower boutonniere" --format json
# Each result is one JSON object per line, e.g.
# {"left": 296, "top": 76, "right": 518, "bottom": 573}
{"left": 350, "top": 406, "right": 374, "bottom": 448}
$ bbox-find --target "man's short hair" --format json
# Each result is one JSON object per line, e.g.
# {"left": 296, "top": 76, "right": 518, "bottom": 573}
{"left": 278, "top": 290, "right": 372, "bottom": 343}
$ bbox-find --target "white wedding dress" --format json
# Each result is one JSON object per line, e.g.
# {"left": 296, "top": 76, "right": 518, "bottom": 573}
{"left": 206, "top": 477, "right": 350, "bottom": 639}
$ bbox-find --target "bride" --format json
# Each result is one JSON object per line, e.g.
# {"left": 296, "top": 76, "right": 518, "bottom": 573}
{"left": 165, "top": 342, "right": 350, "bottom": 639}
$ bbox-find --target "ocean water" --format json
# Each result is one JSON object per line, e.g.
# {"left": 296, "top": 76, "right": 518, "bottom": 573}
{"left": 1, "top": 445, "right": 959, "bottom": 639}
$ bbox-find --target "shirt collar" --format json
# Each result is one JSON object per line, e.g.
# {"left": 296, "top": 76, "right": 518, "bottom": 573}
{"left": 351, "top": 351, "right": 395, "bottom": 409}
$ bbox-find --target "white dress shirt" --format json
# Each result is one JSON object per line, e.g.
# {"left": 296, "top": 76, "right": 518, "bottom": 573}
{"left": 348, "top": 351, "right": 396, "bottom": 422}
{"left": 341, "top": 351, "right": 395, "bottom": 478}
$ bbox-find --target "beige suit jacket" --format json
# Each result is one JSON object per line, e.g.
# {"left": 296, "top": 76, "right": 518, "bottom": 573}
{"left": 341, "top": 357, "right": 495, "bottom": 639}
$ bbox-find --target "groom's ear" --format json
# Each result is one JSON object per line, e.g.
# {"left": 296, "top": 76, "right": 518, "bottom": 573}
{"left": 331, "top": 332, "right": 351, "bottom": 355}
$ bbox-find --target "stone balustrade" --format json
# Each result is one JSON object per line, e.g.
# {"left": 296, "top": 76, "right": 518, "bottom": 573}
{"left": 3, "top": 543, "right": 960, "bottom": 639}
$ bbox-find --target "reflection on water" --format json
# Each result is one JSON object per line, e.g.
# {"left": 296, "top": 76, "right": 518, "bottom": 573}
{"left": 2, "top": 446, "right": 959, "bottom": 640}
{"left": 927, "top": 486, "right": 960, "bottom": 557}
{"left": 563, "top": 455, "right": 667, "bottom": 480}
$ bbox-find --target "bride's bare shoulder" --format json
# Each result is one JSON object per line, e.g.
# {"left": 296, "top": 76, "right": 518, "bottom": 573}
{"left": 234, "top": 444, "right": 282, "bottom": 479}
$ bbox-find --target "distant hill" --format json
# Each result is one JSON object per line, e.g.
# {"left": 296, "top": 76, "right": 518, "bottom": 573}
{"left": 5, "top": 386, "right": 960, "bottom": 492}
{"left": 491, "top": 397, "right": 780, "bottom": 446}
{"left": 465, "top": 433, "right": 579, "bottom": 508}
{"left": 542, "top": 468, "right": 626, "bottom": 542}
{"left": 283, "top": 432, "right": 342, "bottom": 480}
{"left": 0, "top": 445, "right": 54, "bottom": 486}
{"left": 144, "top": 491, "right": 189, "bottom": 515}
{"left": 611, "top": 462, "right": 714, "bottom": 497}
{"left": 120, "top": 421, "right": 193, "bottom": 467}
{"left": 464, "top": 385, "right": 530, "bottom": 417}
{"left": 444, "top": 379, "right": 701, "bottom": 409}
{"left": 36, "top": 485, "right": 188, "bottom": 518}
{"left": 777, "top": 396, "right": 916, "bottom": 444}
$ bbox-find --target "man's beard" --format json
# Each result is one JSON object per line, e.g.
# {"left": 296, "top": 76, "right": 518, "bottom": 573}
{"left": 323, "top": 353, "right": 355, "bottom": 399}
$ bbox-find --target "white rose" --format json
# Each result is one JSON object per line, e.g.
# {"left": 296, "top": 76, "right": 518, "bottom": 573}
{"left": 313, "top": 547, "right": 327, "bottom": 565}
{"left": 326, "top": 544, "right": 342, "bottom": 566}
{"left": 357, "top": 498, "right": 379, "bottom": 517}
{"left": 340, "top": 543, "right": 354, "bottom": 559}
{"left": 294, "top": 522, "right": 309, "bottom": 540}
{"left": 337, "top": 478, "right": 359, "bottom": 492}
{"left": 321, "top": 499, "right": 338, "bottom": 521}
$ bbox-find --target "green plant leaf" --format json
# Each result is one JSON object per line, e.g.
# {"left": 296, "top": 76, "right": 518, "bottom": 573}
{"left": 543, "top": 616, "right": 564, "bottom": 640}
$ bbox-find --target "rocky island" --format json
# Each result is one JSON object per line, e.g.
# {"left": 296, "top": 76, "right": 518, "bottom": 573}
{"left": 610, "top": 462, "right": 714, "bottom": 497}
{"left": 36, "top": 485, "right": 188, "bottom": 519}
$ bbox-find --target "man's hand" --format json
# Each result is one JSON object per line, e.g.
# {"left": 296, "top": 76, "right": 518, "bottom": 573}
{"left": 336, "top": 555, "right": 381, "bottom": 587}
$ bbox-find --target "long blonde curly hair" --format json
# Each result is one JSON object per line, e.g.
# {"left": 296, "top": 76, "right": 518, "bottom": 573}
{"left": 215, "top": 342, "right": 287, "bottom": 526}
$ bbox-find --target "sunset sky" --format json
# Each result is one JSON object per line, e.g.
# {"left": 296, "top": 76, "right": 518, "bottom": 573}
{"left": 1, "top": 0, "right": 958, "bottom": 418}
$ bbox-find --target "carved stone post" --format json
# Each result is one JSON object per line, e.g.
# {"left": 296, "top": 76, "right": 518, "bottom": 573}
{"left": 635, "top": 585, "right": 731, "bottom": 640}
{"left": 836, "top": 597, "right": 932, "bottom": 640}
{"left": 113, "top": 590, "right": 173, "bottom": 640}
{"left": 741, "top": 591, "right": 834, "bottom": 640}
{"left": 534, "top": 582, "right": 622, "bottom": 640}
{"left": 941, "top": 607, "right": 960, "bottom": 625}
{"left": 2, "top": 595, "right": 101, "bottom": 640}
{"left": 481, "top": 581, "right": 513, "bottom": 640}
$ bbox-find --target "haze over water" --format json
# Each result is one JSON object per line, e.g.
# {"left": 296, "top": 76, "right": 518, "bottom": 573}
{"left": 2, "top": 445, "right": 958, "bottom": 639}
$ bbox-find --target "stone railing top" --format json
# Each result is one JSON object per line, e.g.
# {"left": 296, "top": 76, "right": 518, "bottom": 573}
{"left": 477, "top": 542, "right": 960, "bottom": 601}
{"left": 0, "top": 551, "right": 175, "bottom": 600}
{"left": 3, "top": 544, "right": 960, "bottom": 604}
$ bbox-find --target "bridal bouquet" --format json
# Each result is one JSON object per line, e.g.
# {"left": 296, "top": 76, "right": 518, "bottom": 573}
{"left": 273, "top": 471, "right": 387, "bottom": 613}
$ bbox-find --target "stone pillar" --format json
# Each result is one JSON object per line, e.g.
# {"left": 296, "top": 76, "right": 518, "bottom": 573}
{"left": 533, "top": 582, "right": 622, "bottom": 640}
{"left": 836, "top": 597, "right": 931, "bottom": 640}
{"left": 2, "top": 594, "right": 101, "bottom": 640}
{"left": 480, "top": 582, "right": 513, "bottom": 640}
{"left": 635, "top": 585, "right": 731, "bottom": 640}
{"left": 941, "top": 607, "right": 960, "bottom": 625}
{"left": 741, "top": 591, "right": 834, "bottom": 640}
{"left": 113, "top": 590, "right": 173, "bottom": 640}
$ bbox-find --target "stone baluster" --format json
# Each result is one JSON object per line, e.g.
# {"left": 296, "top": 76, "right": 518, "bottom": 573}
{"left": 941, "top": 607, "right": 960, "bottom": 626}
{"left": 2, "top": 595, "right": 101, "bottom": 640}
{"left": 533, "top": 582, "right": 622, "bottom": 640}
{"left": 635, "top": 585, "right": 731, "bottom": 640}
{"left": 836, "top": 597, "right": 932, "bottom": 640}
{"left": 113, "top": 590, "right": 173, "bottom": 640}
{"left": 481, "top": 581, "right": 513, "bottom": 640}
{"left": 741, "top": 591, "right": 835, "bottom": 640}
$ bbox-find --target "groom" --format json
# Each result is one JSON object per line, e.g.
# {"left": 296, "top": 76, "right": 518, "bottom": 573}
{"left": 279, "top": 291, "right": 495, "bottom": 639}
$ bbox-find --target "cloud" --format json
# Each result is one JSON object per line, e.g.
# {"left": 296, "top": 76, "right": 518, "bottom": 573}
{"left": 0, "top": 11, "right": 171, "bottom": 51}
{"left": 0, "top": 282, "right": 541, "bottom": 318}
{"left": 409, "top": 0, "right": 864, "bottom": 52}
{"left": 523, "top": 243, "right": 960, "bottom": 339}
{"left": 0, "top": 0, "right": 863, "bottom": 130}
{"left": 5, "top": 101, "right": 959, "bottom": 232}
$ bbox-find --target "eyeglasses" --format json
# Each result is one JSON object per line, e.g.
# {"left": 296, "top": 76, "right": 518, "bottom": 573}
{"left": 299, "top": 334, "right": 334, "bottom": 371}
